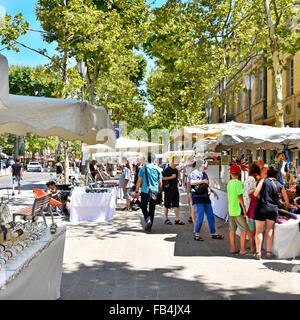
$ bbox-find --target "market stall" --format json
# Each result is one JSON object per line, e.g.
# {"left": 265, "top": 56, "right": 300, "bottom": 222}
{"left": 0, "top": 54, "right": 115, "bottom": 146}
{"left": 209, "top": 124, "right": 300, "bottom": 258}
{"left": 70, "top": 186, "right": 118, "bottom": 222}
{"left": 0, "top": 227, "right": 66, "bottom": 300}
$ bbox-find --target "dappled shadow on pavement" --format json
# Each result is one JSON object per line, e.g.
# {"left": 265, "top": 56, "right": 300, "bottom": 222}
{"left": 60, "top": 259, "right": 300, "bottom": 300}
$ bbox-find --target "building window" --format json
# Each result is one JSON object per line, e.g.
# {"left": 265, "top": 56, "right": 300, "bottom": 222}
{"left": 258, "top": 71, "right": 263, "bottom": 101}
{"left": 238, "top": 88, "right": 242, "bottom": 112}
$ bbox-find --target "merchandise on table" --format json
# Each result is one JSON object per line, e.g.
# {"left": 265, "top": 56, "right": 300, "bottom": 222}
{"left": 0, "top": 219, "right": 49, "bottom": 270}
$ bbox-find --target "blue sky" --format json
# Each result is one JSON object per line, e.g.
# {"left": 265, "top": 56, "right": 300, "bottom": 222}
{"left": 0, "top": 0, "right": 167, "bottom": 112}
{"left": 0, "top": 0, "right": 166, "bottom": 67}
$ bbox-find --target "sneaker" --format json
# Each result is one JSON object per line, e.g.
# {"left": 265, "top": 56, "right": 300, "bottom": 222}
{"left": 188, "top": 217, "right": 193, "bottom": 223}
{"left": 12, "top": 192, "right": 15, "bottom": 196}
{"left": 145, "top": 220, "right": 152, "bottom": 231}
{"left": 18, "top": 191, "right": 21, "bottom": 195}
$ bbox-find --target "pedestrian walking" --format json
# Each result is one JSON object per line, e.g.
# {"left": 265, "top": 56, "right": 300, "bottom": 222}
{"left": 163, "top": 156, "right": 185, "bottom": 225}
{"left": 227, "top": 164, "right": 249, "bottom": 254}
{"left": 11, "top": 158, "right": 23, "bottom": 196}
{"left": 134, "top": 153, "right": 162, "bottom": 232}
{"left": 253, "top": 167, "right": 289, "bottom": 259}
{"left": 190, "top": 159, "right": 222, "bottom": 241}
{"left": 119, "top": 161, "right": 133, "bottom": 211}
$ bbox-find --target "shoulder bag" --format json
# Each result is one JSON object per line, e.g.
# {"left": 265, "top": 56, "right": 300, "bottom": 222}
{"left": 269, "top": 179, "right": 285, "bottom": 208}
{"left": 144, "top": 164, "right": 162, "bottom": 204}
{"left": 190, "top": 171, "right": 208, "bottom": 195}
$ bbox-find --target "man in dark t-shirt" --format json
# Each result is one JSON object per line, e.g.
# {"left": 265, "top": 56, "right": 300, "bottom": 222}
{"left": 11, "top": 158, "right": 23, "bottom": 196}
{"left": 162, "top": 156, "right": 185, "bottom": 225}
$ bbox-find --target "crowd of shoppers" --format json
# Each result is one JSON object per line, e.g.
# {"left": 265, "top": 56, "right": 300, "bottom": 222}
{"left": 89, "top": 153, "right": 296, "bottom": 260}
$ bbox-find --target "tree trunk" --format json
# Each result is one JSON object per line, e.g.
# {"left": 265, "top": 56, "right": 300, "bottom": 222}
{"left": 264, "top": 0, "right": 284, "bottom": 127}
{"left": 272, "top": 50, "right": 284, "bottom": 127}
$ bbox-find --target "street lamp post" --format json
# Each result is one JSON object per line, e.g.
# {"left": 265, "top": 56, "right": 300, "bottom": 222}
{"left": 77, "top": 60, "right": 87, "bottom": 175}
{"left": 77, "top": 60, "right": 87, "bottom": 102}
{"left": 243, "top": 73, "right": 254, "bottom": 124}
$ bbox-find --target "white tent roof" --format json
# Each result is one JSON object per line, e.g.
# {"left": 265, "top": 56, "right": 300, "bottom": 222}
{"left": 87, "top": 137, "right": 162, "bottom": 153}
{"left": 86, "top": 144, "right": 113, "bottom": 152}
{"left": 215, "top": 126, "right": 300, "bottom": 151}
{"left": 115, "top": 137, "right": 163, "bottom": 150}
{"left": 0, "top": 54, "right": 115, "bottom": 147}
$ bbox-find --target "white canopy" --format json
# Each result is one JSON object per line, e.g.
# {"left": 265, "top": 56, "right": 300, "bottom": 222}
{"left": 190, "top": 122, "right": 276, "bottom": 153}
{"left": 215, "top": 126, "right": 300, "bottom": 151}
{"left": 115, "top": 137, "right": 162, "bottom": 151}
{"left": 86, "top": 144, "right": 113, "bottom": 153}
{"left": 0, "top": 54, "right": 115, "bottom": 147}
{"left": 87, "top": 137, "right": 163, "bottom": 153}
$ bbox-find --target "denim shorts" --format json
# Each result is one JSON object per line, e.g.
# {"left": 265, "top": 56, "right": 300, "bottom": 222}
{"left": 12, "top": 175, "right": 21, "bottom": 187}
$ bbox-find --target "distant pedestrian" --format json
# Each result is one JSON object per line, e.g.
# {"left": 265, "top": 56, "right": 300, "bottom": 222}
{"left": 227, "top": 164, "right": 249, "bottom": 255}
{"left": 163, "top": 156, "right": 185, "bottom": 225}
{"left": 119, "top": 161, "right": 133, "bottom": 211}
{"left": 184, "top": 156, "right": 196, "bottom": 224}
{"left": 134, "top": 153, "right": 162, "bottom": 232}
{"left": 55, "top": 159, "right": 64, "bottom": 180}
{"left": 11, "top": 158, "right": 23, "bottom": 196}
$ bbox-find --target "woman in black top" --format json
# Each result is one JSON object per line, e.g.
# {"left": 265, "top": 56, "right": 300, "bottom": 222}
{"left": 253, "top": 167, "right": 289, "bottom": 259}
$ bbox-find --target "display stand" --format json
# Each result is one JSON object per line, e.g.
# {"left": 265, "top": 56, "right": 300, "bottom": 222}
{"left": 70, "top": 187, "right": 118, "bottom": 222}
{"left": 0, "top": 227, "right": 66, "bottom": 300}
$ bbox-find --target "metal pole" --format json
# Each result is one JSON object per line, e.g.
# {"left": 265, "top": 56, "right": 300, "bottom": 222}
{"left": 81, "top": 86, "right": 84, "bottom": 103}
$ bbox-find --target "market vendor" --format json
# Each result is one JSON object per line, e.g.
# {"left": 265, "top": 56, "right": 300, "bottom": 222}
{"left": 89, "top": 160, "right": 101, "bottom": 181}
{"left": 45, "top": 181, "right": 70, "bottom": 215}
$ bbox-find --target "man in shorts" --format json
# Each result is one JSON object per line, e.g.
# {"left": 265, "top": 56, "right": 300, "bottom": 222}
{"left": 227, "top": 164, "right": 249, "bottom": 255}
{"left": 11, "top": 158, "right": 23, "bottom": 196}
{"left": 162, "top": 156, "right": 185, "bottom": 225}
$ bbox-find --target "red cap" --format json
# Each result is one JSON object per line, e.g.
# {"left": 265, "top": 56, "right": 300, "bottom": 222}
{"left": 230, "top": 164, "right": 241, "bottom": 174}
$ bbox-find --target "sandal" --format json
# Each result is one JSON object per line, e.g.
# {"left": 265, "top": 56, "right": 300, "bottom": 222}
{"left": 211, "top": 234, "right": 224, "bottom": 240}
{"left": 265, "top": 251, "right": 273, "bottom": 258}
{"left": 164, "top": 219, "right": 173, "bottom": 225}
{"left": 194, "top": 236, "right": 204, "bottom": 241}
{"left": 254, "top": 252, "right": 262, "bottom": 260}
{"left": 174, "top": 219, "right": 185, "bottom": 225}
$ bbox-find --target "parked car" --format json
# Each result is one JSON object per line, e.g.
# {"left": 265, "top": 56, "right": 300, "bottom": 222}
{"left": 27, "top": 161, "right": 42, "bottom": 172}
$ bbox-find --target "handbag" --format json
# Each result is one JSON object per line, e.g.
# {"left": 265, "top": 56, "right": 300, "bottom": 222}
{"left": 144, "top": 164, "right": 161, "bottom": 204}
{"left": 190, "top": 172, "right": 208, "bottom": 195}
{"left": 190, "top": 183, "right": 208, "bottom": 195}
{"left": 247, "top": 193, "right": 257, "bottom": 219}
{"left": 163, "top": 180, "right": 171, "bottom": 192}
{"left": 270, "top": 179, "right": 285, "bottom": 208}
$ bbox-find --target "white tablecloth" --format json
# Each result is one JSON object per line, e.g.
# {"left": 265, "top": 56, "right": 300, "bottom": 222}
{"left": 272, "top": 218, "right": 300, "bottom": 259}
{"left": 70, "top": 187, "right": 117, "bottom": 222}
{"left": 0, "top": 227, "right": 66, "bottom": 300}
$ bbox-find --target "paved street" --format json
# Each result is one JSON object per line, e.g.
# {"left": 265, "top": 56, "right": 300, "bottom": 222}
{"left": 1, "top": 172, "right": 300, "bottom": 300}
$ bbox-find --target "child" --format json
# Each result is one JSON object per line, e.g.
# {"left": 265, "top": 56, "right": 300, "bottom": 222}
{"left": 227, "top": 164, "right": 249, "bottom": 255}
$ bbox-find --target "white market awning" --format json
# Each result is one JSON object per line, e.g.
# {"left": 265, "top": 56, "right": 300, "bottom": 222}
{"left": 0, "top": 54, "right": 115, "bottom": 147}
{"left": 115, "top": 137, "right": 163, "bottom": 151}
{"left": 215, "top": 126, "right": 300, "bottom": 151}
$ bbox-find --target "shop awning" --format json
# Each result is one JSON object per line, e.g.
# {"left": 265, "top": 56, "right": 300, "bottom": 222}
{"left": 0, "top": 54, "right": 115, "bottom": 147}
{"left": 215, "top": 126, "right": 300, "bottom": 151}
